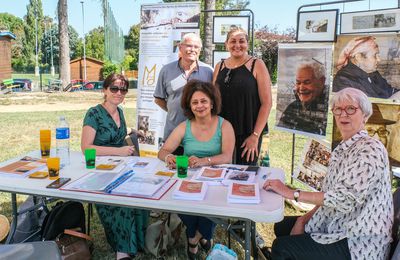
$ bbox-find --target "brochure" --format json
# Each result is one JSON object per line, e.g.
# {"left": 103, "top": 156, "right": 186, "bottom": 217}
{"left": 0, "top": 156, "right": 47, "bottom": 178}
{"left": 194, "top": 167, "right": 227, "bottom": 182}
{"left": 62, "top": 170, "right": 175, "bottom": 200}
{"left": 227, "top": 182, "right": 260, "bottom": 204}
{"left": 172, "top": 180, "right": 208, "bottom": 201}
{"left": 110, "top": 173, "right": 170, "bottom": 197}
{"left": 222, "top": 170, "right": 256, "bottom": 186}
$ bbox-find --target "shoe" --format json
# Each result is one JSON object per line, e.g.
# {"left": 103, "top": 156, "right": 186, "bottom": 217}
{"left": 260, "top": 246, "right": 272, "bottom": 260}
{"left": 187, "top": 241, "right": 199, "bottom": 260}
{"left": 199, "top": 238, "right": 213, "bottom": 252}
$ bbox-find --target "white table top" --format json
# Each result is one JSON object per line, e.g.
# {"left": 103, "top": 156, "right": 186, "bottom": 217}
{"left": 0, "top": 151, "right": 284, "bottom": 223}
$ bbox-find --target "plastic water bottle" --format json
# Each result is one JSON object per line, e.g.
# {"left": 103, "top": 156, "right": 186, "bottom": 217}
{"left": 56, "top": 116, "right": 70, "bottom": 166}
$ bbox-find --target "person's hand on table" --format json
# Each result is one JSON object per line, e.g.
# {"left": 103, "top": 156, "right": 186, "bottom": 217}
{"left": 119, "top": 146, "right": 136, "bottom": 156}
{"left": 188, "top": 155, "right": 207, "bottom": 168}
{"left": 241, "top": 134, "right": 259, "bottom": 162}
{"left": 290, "top": 216, "right": 306, "bottom": 235}
{"left": 165, "top": 154, "right": 176, "bottom": 169}
{"left": 263, "top": 179, "right": 292, "bottom": 198}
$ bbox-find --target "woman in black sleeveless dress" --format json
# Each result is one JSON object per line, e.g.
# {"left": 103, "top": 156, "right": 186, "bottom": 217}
{"left": 213, "top": 27, "right": 272, "bottom": 165}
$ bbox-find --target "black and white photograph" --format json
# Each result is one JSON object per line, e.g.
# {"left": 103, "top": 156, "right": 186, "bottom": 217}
{"left": 275, "top": 43, "right": 332, "bottom": 137}
{"left": 296, "top": 9, "right": 338, "bottom": 42}
{"left": 212, "top": 16, "right": 250, "bottom": 44}
{"left": 340, "top": 8, "right": 400, "bottom": 34}
{"left": 332, "top": 34, "right": 400, "bottom": 99}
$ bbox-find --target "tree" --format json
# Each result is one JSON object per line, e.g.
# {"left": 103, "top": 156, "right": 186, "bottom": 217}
{"left": 41, "top": 22, "right": 80, "bottom": 71}
{"left": 124, "top": 24, "right": 140, "bottom": 70}
{"left": 22, "top": 0, "right": 44, "bottom": 70}
{"left": 254, "top": 26, "right": 295, "bottom": 83}
{"left": 73, "top": 26, "right": 105, "bottom": 61}
{"left": 58, "top": 0, "right": 70, "bottom": 88}
{"left": 0, "top": 13, "right": 26, "bottom": 71}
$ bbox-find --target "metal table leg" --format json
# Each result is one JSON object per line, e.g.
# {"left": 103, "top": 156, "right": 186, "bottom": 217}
{"left": 5, "top": 193, "right": 17, "bottom": 244}
{"left": 244, "top": 220, "right": 251, "bottom": 260}
{"left": 251, "top": 221, "right": 258, "bottom": 259}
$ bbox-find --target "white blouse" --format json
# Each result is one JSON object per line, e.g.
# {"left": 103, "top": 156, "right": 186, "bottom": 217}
{"left": 305, "top": 131, "right": 393, "bottom": 260}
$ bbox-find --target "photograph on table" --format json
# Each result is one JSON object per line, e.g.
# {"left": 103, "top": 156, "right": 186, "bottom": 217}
{"left": 340, "top": 8, "right": 400, "bottom": 34}
{"left": 275, "top": 43, "right": 332, "bottom": 137}
{"left": 332, "top": 34, "right": 400, "bottom": 99}
{"left": 332, "top": 102, "right": 400, "bottom": 167}
{"left": 296, "top": 9, "right": 338, "bottom": 42}
{"left": 293, "top": 139, "right": 331, "bottom": 191}
{"left": 212, "top": 16, "right": 250, "bottom": 44}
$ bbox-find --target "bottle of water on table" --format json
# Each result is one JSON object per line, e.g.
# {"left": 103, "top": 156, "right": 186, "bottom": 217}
{"left": 56, "top": 116, "right": 70, "bottom": 166}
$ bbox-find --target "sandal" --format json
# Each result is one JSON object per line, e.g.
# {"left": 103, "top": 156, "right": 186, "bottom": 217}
{"left": 187, "top": 241, "right": 200, "bottom": 260}
{"left": 199, "top": 238, "right": 213, "bottom": 252}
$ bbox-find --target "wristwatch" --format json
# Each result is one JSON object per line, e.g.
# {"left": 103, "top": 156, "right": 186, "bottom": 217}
{"left": 293, "top": 190, "right": 301, "bottom": 202}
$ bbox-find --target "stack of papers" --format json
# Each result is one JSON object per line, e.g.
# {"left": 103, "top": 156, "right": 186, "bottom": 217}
{"left": 110, "top": 173, "right": 170, "bottom": 197}
{"left": 173, "top": 180, "right": 208, "bottom": 201}
{"left": 222, "top": 170, "right": 256, "bottom": 185}
{"left": 227, "top": 182, "right": 260, "bottom": 204}
{"left": 0, "top": 156, "right": 47, "bottom": 178}
{"left": 94, "top": 157, "right": 132, "bottom": 174}
{"left": 194, "top": 167, "right": 227, "bottom": 183}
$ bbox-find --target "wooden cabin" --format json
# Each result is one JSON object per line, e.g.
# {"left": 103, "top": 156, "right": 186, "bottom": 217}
{"left": 70, "top": 57, "right": 104, "bottom": 81}
{"left": 0, "top": 32, "right": 16, "bottom": 82}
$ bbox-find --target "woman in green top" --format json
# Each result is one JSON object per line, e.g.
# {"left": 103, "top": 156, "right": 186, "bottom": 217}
{"left": 158, "top": 80, "right": 235, "bottom": 259}
{"left": 81, "top": 73, "right": 148, "bottom": 260}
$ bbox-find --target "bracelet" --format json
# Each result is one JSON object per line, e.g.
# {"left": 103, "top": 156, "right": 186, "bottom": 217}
{"left": 252, "top": 131, "right": 259, "bottom": 137}
{"left": 164, "top": 154, "right": 174, "bottom": 162}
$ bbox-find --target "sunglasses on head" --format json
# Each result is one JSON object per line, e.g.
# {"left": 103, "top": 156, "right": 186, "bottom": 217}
{"left": 109, "top": 86, "right": 128, "bottom": 94}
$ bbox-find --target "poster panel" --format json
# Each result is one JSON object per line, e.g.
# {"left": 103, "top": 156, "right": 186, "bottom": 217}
{"left": 137, "top": 2, "right": 200, "bottom": 157}
{"left": 275, "top": 43, "right": 333, "bottom": 138}
{"left": 332, "top": 102, "right": 400, "bottom": 168}
{"left": 293, "top": 139, "right": 331, "bottom": 191}
{"left": 332, "top": 34, "right": 400, "bottom": 100}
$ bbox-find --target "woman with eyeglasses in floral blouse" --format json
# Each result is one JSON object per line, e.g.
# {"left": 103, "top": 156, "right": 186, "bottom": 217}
{"left": 264, "top": 88, "right": 393, "bottom": 259}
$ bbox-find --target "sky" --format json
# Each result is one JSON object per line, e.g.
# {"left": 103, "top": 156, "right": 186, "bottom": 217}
{"left": 1, "top": 0, "right": 399, "bottom": 37}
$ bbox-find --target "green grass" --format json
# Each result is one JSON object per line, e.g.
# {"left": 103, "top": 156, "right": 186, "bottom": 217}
{"left": 12, "top": 73, "right": 60, "bottom": 85}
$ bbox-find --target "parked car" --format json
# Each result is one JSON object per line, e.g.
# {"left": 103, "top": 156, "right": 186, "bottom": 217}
{"left": 82, "top": 81, "right": 103, "bottom": 91}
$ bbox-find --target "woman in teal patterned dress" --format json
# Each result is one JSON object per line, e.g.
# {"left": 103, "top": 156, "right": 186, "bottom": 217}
{"left": 81, "top": 73, "right": 148, "bottom": 260}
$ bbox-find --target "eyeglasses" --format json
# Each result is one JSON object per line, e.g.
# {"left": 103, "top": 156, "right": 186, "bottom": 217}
{"left": 109, "top": 86, "right": 128, "bottom": 95}
{"left": 367, "top": 127, "right": 390, "bottom": 138}
{"left": 331, "top": 105, "right": 359, "bottom": 116}
{"left": 224, "top": 69, "right": 232, "bottom": 85}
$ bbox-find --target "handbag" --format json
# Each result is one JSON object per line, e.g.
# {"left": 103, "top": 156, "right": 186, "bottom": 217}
{"left": 145, "top": 213, "right": 183, "bottom": 258}
{"left": 55, "top": 229, "right": 93, "bottom": 260}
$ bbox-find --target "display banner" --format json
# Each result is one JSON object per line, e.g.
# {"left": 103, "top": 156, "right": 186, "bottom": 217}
{"left": 137, "top": 2, "right": 200, "bottom": 157}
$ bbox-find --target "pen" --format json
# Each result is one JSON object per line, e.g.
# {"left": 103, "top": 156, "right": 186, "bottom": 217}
{"left": 104, "top": 170, "right": 134, "bottom": 193}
